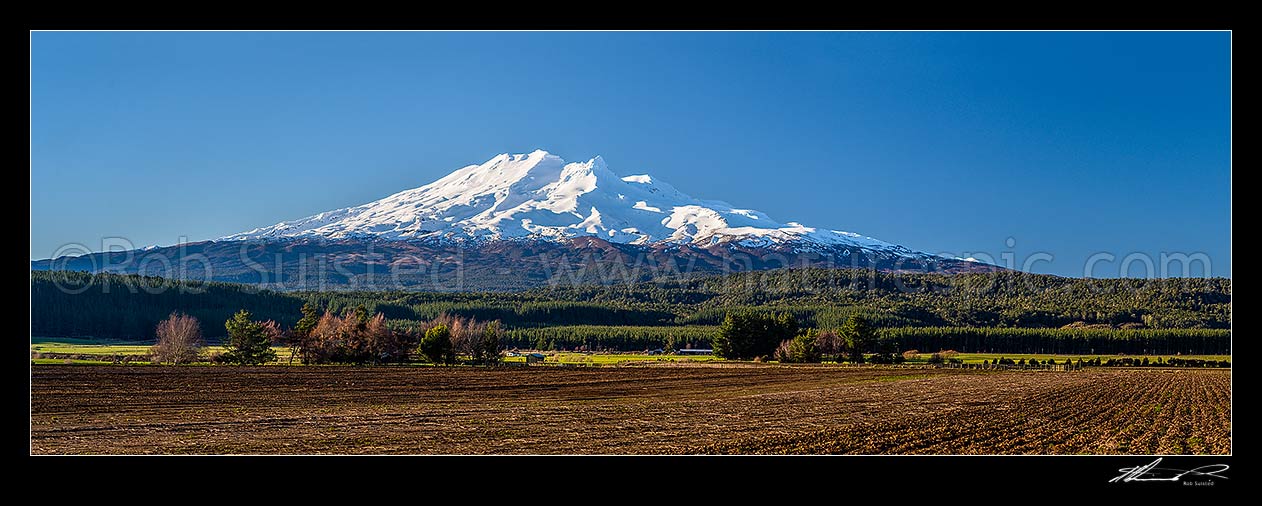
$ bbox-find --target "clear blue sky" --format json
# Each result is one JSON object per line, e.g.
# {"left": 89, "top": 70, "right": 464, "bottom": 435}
{"left": 31, "top": 31, "right": 1230, "bottom": 277}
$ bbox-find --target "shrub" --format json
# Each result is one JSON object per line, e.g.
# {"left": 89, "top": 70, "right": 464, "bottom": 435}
{"left": 772, "top": 339, "right": 794, "bottom": 363}
{"left": 868, "top": 352, "right": 901, "bottom": 364}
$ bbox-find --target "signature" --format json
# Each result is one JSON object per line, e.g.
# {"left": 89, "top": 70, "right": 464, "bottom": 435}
{"left": 1110, "top": 458, "right": 1230, "bottom": 483}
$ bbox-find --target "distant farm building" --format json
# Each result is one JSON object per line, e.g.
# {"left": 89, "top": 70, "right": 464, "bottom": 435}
{"left": 526, "top": 353, "right": 546, "bottom": 364}
{"left": 676, "top": 349, "right": 713, "bottom": 356}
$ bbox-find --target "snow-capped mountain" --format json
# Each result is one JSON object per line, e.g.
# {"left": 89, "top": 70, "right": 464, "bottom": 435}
{"left": 224, "top": 149, "right": 922, "bottom": 256}
{"left": 35, "top": 150, "right": 996, "bottom": 290}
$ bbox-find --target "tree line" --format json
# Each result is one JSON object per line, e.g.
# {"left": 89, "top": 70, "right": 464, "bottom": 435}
{"left": 503, "top": 325, "right": 716, "bottom": 351}
{"left": 878, "top": 326, "right": 1230, "bottom": 355}
{"left": 33, "top": 270, "right": 1229, "bottom": 356}
{"left": 715, "top": 311, "right": 885, "bottom": 363}
{"left": 149, "top": 303, "right": 505, "bottom": 366}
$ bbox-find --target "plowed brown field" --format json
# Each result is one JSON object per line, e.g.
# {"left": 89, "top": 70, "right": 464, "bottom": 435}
{"left": 30, "top": 365, "right": 1230, "bottom": 455}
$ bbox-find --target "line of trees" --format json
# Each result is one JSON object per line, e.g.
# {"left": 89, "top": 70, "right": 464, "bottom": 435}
{"left": 291, "top": 305, "right": 410, "bottom": 365}
{"left": 713, "top": 311, "right": 797, "bottom": 360}
{"left": 143, "top": 303, "right": 505, "bottom": 366}
{"left": 504, "top": 325, "right": 716, "bottom": 351}
{"left": 877, "top": 326, "right": 1231, "bottom": 355}
{"left": 536, "top": 269, "right": 1232, "bottom": 329}
{"left": 491, "top": 322, "right": 1232, "bottom": 355}
{"left": 416, "top": 314, "right": 504, "bottom": 365}
{"left": 714, "top": 311, "right": 883, "bottom": 363}
{"left": 32, "top": 271, "right": 301, "bottom": 340}
{"left": 768, "top": 316, "right": 882, "bottom": 363}
{"left": 131, "top": 308, "right": 1241, "bottom": 362}
{"left": 31, "top": 270, "right": 1231, "bottom": 356}
{"left": 33, "top": 269, "right": 1231, "bottom": 344}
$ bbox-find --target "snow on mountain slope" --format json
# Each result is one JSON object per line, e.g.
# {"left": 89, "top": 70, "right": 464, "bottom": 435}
{"left": 223, "top": 150, "right": 926, "bottom": 256}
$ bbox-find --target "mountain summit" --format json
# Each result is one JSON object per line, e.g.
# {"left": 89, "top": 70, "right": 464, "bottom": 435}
{"left": 224, "top": 150, "right": 918, "bottom": 256}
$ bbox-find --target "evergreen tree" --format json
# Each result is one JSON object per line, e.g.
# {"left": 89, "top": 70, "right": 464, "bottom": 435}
{"left": 294, "top": 303, "right": 320, "bottom": 338}
{"left": 419, "top": 324, "right": 455, "bottom": 364}
{"left": 787, "top": 330, "right": 822, "bottom": 363}
{"left": 470, "top": 321, "right": 504, "bottom": 365}
{"left": 221, "top": 309, "right": 277, "bottom": 365}
{"left": 839, "top": 315, "right": 877, "bottom": 363}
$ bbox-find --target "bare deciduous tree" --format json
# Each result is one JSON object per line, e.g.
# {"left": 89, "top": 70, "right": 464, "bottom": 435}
{"left": 260, "top": 319, "right": 284, "bottom": 345}
{"left": 816, "top": 329, "right": 843, "bottom": 358}
{"left": 151, "top": 311, "right": 203, "bottom": 364}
